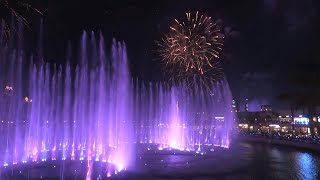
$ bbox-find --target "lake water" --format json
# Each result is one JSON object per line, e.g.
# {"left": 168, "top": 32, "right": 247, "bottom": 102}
{"left": 1, "top": 142, "right": 320, "bottom": 179}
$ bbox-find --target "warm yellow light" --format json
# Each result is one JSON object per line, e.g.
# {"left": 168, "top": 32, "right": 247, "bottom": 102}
{"left": 238, "top": 124, "right": 248, "bottom": 128}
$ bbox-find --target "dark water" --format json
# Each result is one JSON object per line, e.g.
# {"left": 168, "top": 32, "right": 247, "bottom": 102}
{"left": 131, "top": 142, "right": 320, "bottom": 180}
{"left": 1, "top": 142, "right": 320, "bottom": 180}
{"left": 228, "top": 142, "right": 320, "bottom": 180}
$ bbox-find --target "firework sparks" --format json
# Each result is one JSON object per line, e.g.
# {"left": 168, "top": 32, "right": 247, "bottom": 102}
{"left": 0, "top": 0, "right": 43, "bottom": 37}
{"left": 157, "top": 11, "right": 224, "bottom": 85}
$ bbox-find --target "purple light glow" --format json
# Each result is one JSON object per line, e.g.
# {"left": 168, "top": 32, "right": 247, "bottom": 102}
{"left": 0, "top": 28, "right": 234, "bottom": 178}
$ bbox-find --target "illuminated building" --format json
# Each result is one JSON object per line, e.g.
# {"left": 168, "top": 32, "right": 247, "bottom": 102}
{"left": 236, "top": 106, "right": 293, "bottom": 134}
{"left": 278, "top": 116, "right": 292, "bottom": 123}
{"left": 293, "top": 116, "right": 310, "bottom": 135}
{"left": 293, "top": 116, "right": 309, "bottom": 125}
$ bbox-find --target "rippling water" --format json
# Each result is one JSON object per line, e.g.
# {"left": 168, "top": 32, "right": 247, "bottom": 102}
{"left": 1, "top": 142, "right": 319, "bottom": 179}
{"left": 130, "top": 142, "right": 320, "bottom": 180}
{"left": 105, "top": 142, "right": 320, "bottom": 179}
{"left": 230, "top": 142, "right": 320, "bottom": 180}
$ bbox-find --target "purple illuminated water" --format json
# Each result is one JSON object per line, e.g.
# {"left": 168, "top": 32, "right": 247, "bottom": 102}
{"left": 0, "top": 28, "right": 234, "bottom": 178}
{"left": 134, "top": 81, "right": 233, "bottom": 151}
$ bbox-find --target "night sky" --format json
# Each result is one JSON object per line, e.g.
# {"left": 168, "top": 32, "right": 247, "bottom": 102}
{"left": 21, "top": 0, "right": 320, "bottom": 112}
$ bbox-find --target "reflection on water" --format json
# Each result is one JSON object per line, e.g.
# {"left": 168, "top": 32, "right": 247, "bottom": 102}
{"left": 237, "top": 142, "right": 320, "bottom": 180}
{"left": 295, "top": 153, "right": 317, "bottom": 179}
{"left": 127, "top": 143, "right": 320, "bottom": 179}
{"left": 1, "top": 142, "right": 319, "bottom": 179}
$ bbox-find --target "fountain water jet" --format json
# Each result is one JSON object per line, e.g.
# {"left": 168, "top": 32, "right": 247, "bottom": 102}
{"left": 133, "top": 81, "right": 234, "bottom": 151}
{"left": 0, "top": 24, "right": 234, "bottom": 179}
{"left": 0, "top": 31, "right": 134, "bottom": 178}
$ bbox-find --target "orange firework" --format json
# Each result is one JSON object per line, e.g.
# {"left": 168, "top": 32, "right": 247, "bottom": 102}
{"left": 157, "top": 11, "right": 224, "bottom": 86}
{"left": 0, "top": 0, "right": 42, "bottom": 37}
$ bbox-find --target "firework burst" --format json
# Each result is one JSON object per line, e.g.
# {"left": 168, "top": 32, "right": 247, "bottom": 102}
{"left": 0, "top": 0, "right": 42, "bottom": 37}
{"left": 157, "top": 11, "right": 224, "bottom": 86}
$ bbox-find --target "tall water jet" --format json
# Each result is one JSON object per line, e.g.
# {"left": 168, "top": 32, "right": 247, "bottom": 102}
{"left": 167, "top": 88, "right": 185, "bottom": 150}
{"left": 0, "top": 28, "right": 135, "bottom": 178}
{"left": 131, "top": 79, "right": 234, "bottom": 151}
{"left": 0, "top": 22, "right": 234, "bottom": 179}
